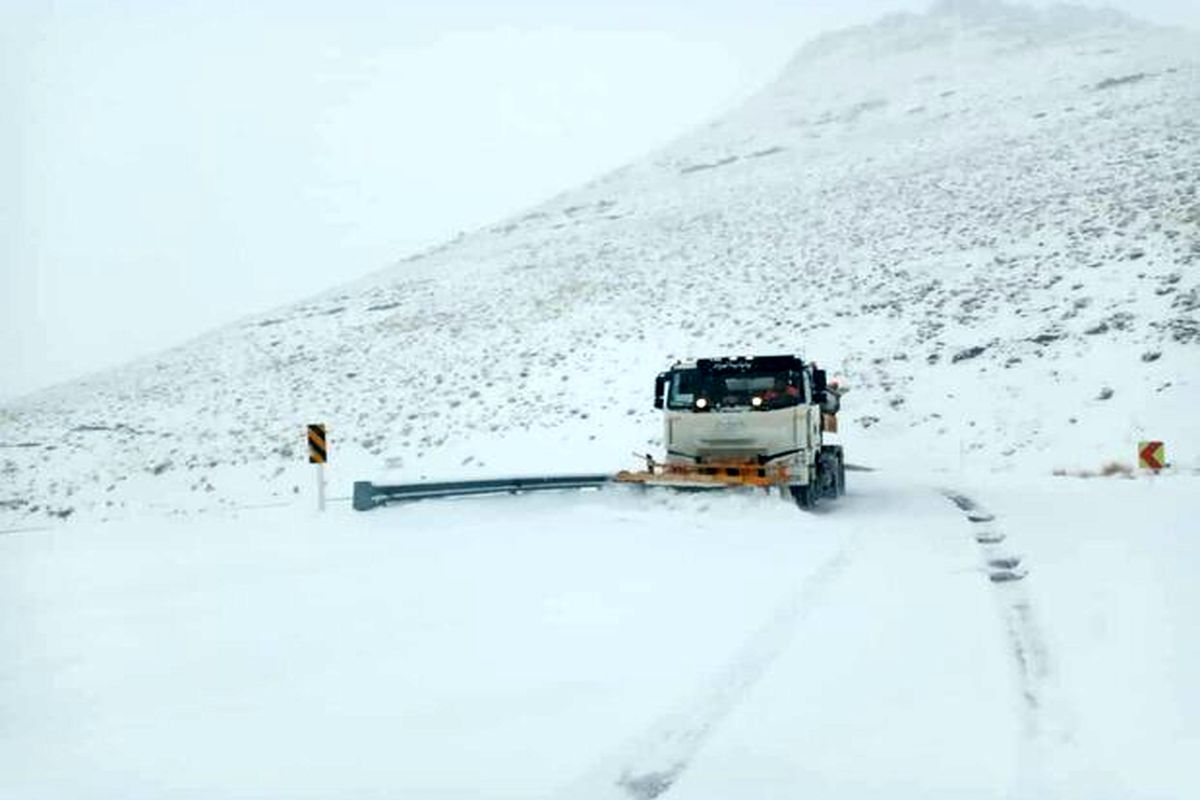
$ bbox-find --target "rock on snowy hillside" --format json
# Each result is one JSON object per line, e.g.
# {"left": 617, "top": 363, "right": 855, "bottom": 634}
{"left": 2, "top": 0, "right": 1198, "bottom": 524}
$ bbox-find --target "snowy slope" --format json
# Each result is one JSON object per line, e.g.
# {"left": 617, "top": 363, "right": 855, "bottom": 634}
{"left": 2, "top": 1, "right": 1198, "bottom": 524}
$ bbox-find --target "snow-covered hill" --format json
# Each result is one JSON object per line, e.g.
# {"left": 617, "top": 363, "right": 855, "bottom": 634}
{"left": 3, "top": 0, "right": 1198, "bottom": 523}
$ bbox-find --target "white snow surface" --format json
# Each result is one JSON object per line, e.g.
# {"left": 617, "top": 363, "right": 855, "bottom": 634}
{"left": 2, "top": 2, "right": 1199, "bottom": 796}
{"left": 1, "top": 1, "right": 1197, "bottom": 523}
{"left": 2, "top": 471, "right": 1197, "bottom": 797}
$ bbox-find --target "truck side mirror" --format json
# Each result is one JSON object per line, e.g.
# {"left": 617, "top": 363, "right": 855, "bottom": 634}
{"left": 654, "top": 373, "right": 666, "bottom": 410}
{"left": 812, "top": 369, "right": 828, "bottom": 393}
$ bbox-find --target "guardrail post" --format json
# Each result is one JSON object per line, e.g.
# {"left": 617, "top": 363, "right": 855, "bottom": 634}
{"left": 353, "top": 481, "right": 376, "bottom": 511}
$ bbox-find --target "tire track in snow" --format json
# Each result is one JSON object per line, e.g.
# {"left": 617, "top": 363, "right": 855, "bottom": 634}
{"left": 603, "top": 544, "right": 853, "bottom": 800}
{"left": 943, "top": 490, "right": 1064, "bottom": 791}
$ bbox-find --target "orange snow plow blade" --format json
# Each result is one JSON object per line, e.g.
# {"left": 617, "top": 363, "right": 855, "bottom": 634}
{"left": 614, "top": 458, "right": 790, "bottom": 488}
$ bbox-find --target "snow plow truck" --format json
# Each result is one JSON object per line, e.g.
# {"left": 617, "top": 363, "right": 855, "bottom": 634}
{"left": 615, "top": 355, "right": 846, "bottom": 508}
{"left": 353, "top": 354, "right": 845, "bottom": 511}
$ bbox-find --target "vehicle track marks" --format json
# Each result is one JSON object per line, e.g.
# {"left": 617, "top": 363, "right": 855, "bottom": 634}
{"left": 604, "top": 544, "right": 853, "bottom": 799}
{"left": 943, "top": 489, "right": 1065, "bottom": 794}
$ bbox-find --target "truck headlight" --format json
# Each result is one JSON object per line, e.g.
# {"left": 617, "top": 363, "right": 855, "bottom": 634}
{"left": 751, "top": 396, "right": 763, "bottom": 408}
{"left": 695, "top": 397, "right": 708, "bottom": 410}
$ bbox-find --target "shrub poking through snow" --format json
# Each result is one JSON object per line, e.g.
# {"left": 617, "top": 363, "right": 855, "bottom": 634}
{"left": 1053, "top": 461, "right": 1134, "bottom": 478}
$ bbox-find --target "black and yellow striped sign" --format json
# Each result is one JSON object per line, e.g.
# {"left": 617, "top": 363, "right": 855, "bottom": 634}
{"left": 308, "top": 424, "right": 328, "bottom": 464}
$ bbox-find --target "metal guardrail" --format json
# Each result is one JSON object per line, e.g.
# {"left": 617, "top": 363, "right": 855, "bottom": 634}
{"left": 353, "top": 463, "right": 875, "bottom": 511}
{"left": 352, "top": 474, "right": 613, "bottom": 511}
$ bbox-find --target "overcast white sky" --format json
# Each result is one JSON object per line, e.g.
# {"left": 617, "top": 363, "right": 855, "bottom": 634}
{"left": 3, "top": 0, "right": 1197, "bottom": 400}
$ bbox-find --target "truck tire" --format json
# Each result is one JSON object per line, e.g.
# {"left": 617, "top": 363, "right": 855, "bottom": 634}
{"left": 818, "top": 446, "right": 842, "bottom": 500}
{"left": 790, "top": 483, "right": 817, "bottom": 510}
{"left": 825, "top": 445, "right": 845, "bottom": 497}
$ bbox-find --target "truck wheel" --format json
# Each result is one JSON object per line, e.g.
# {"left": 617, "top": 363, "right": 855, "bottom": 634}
{"left": 790, "top": 483, "right": 817, "bottom": 509}
{"left": 829, "top": 449, "right": 844, "bottom": 498}
{"left": 815, "top": 450, "right": 834, "bottom": 499}
{"left": 820, "top": 445, "right": 845, "bottom": 499}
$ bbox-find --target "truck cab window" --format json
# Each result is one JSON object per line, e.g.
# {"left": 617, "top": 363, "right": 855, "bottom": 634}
{"left": 667, "top": 369, "right": 700, "bottom": 409}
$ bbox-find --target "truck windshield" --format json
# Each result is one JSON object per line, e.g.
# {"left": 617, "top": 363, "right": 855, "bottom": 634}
{"left": 667, "top": 369, "right": 700, "bottom": 410}
{"left": 667, "top": 368, "right": 803, "bottom": 410}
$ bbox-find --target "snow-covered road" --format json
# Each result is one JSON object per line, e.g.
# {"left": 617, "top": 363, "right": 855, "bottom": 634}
{"left": 2, "top": 472, "right": 1196, "bottom": 798}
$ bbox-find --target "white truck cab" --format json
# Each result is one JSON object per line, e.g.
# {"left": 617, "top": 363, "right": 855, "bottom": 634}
{"left": 650, "top": 355, "right": 845, "bottom": 508}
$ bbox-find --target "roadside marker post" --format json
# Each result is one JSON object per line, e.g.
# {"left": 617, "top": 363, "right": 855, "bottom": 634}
{"left": 1138, "top": 440, "right": 1165, "bottom": 472}
{"left": 308, "top": 424, "right": 328, "bottom": 511}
